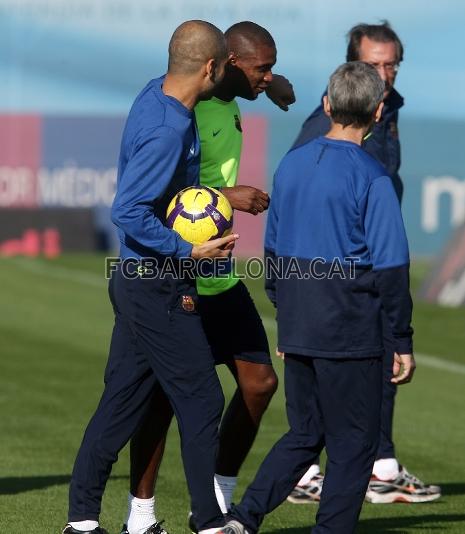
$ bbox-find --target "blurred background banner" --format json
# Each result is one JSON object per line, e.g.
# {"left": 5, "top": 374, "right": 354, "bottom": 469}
{"left": 419, "top": 222, "right": 465, "bottom": 306}
{"left": 1, "top": 0, "right": 465, "bottom": 259}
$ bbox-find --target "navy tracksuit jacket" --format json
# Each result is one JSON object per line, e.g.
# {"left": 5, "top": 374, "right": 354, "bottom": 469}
{"left": 265, "top": 136, "right": 412, "bottom": 358}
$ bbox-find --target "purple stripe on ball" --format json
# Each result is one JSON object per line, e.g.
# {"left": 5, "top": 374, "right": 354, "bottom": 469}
{"left": 166, "top": 202, "right": 184, "bottom": 228}
{"left": 204, "top": 186, "right": 219, "bottom": 208}
{"left": 205, "top": 204, "right": 233, "bottom": 238}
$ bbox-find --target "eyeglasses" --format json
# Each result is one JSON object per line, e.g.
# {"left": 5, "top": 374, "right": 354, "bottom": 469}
{"left": 367, "top": 62, "right": 399, "bottom": 74}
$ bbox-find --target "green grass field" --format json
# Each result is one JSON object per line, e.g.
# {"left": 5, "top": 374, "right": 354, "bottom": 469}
{"left": 1, "top": 255, "right": 464, "bottom": 533}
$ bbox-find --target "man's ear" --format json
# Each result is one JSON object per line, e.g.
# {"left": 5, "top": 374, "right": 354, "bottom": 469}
{"left": 374, "top": 101, "right": 384, "bottom": 122}
{"left": 323, "top": 95, "right": 331, "bottom": 117}
{"left": 205, "top": 58, "right": 216, "bottom": 80}
{"left": 228, "top": 52, "right": 238, "bottom": 67}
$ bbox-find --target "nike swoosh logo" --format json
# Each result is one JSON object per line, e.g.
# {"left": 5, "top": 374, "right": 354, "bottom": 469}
{"left": 213, "top": 129, "right": 221, "bottom": 137}
{"left": 189, "top": 146, "right": 195, "bottom": 155}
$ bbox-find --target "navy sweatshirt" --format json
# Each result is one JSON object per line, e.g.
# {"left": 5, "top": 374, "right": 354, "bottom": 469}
{"left": 265, "top": 136, "right": 413, "bottom": 359}
{"left": 112, "top": 76, "right": 199, "bottom": 260}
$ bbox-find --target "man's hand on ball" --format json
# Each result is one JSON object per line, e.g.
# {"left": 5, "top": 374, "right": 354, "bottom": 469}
{"left": 391, "top": 353, "right": 416, "bottom": 385}
{"left": 191, "top": 233, "right": 239, "bottom": 259}
{"left": 221, "top": 185, "right": 269, "bottom": 214}
{"left": 265, "top": 74, "right": 296, "bottom": 112}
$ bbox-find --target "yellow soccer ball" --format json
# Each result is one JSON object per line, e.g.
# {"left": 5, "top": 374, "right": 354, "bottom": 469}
{"left": 166, "top": 186, "right": 233, "bottom": 245}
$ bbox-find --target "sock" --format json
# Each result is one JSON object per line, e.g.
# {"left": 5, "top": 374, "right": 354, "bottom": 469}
{"left": 199, "top": 529, "right": 222, "bottom": 534}
{"left": 214, "top": 474, "right": 237, "bottom": 513}
{"left": 69, "top": 521, "right": 99, "bottom": 531}
{"left": 372, "top": 458, "right": 400, "bottom": 481}
{"left": 297, "top": 464, "right": 321, "bottom": 487}
{"left": 125, "top": 493, "right": 156, "bottom": 534}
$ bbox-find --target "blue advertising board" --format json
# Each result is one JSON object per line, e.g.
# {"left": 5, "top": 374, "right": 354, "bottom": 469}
{"left": 1, "top": 0, "right": 465, "bottom": 256}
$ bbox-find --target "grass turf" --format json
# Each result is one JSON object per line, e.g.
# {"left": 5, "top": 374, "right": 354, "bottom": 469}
{"left": 0, "top": 254, "right": 464, "bottom": 533}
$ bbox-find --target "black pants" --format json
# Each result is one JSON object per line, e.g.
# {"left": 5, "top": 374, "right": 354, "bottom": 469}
{"left": 378, "top": 314, "right": 397, "bottom": 460}
{"left": 68, "top": 268, "right": 225, "bottom": 530}
{"left": 231, "top": 354, "right": 382, "bottom": 534}
{"left": 312, "top": 311, "right": 397, "bottom": 465}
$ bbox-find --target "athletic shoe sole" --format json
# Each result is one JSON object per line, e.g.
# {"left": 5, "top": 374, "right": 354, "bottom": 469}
{"left": 286, "top": 494, "right": 320, "bottom": 504}
{"left": 365, "top": 490, "right": 441, "bottom": 504}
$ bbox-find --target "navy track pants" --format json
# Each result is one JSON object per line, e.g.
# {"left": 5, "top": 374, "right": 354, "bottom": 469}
{"left": 68, "top": 268, "right": 225, "bottom": 530}
{"left": 231, "top": 353, "right": 382, "bottom": 534}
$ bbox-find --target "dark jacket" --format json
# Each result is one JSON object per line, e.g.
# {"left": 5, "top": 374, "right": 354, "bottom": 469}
{"left": 265, "top": 137, "right": 413, "bottom": 359}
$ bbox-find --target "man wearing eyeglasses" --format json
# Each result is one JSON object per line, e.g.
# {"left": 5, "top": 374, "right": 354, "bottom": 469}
{"left": 293, "top": 22, "right": 404, "bottom": 201}
{"left": 287, "top": 21, "right": 441, "bottom": 505}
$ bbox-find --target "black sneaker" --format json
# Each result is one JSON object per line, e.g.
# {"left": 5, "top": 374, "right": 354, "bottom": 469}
{"left": 62, "top": 526, "right": 108, "bottom": 534}
{"left": 120, "top": 521, "right": 169, "bottom": 534}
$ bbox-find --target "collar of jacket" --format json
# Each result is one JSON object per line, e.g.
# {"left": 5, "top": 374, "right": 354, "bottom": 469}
{"left": 382, "top": 88, "right": 404, "bottom": 117}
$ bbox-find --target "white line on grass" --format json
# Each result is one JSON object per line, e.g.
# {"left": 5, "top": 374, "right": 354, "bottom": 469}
{"left": 10, "top": 259, "right": 465, "bottom": 376}
{"left": 262, "top": 317, "right": 465, "bottom": 376}
{"left": 413, "top": 353, "right": 465, "bottom": 376}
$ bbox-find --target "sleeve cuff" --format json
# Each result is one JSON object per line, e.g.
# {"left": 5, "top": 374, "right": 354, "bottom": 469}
{"left": 175, "top": 237, "right": 193, "bottom": 259}
{"left": 394, "top": 337, "right": 413, "bottom": 355}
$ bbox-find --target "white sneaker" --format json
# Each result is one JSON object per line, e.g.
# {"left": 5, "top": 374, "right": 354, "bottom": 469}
{"left": 366, "top": 466, "right": 441, "bottom": 504}
{"left": 287, "top": 474, "right": 324, "bottom": 504}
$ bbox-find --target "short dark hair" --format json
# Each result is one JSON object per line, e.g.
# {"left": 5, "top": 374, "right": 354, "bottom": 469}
{"left": 346, "top": 21, "right": 403, "bottom": 63}
{"left": 225, "top": 21, "right": 275, "bottom": 56}
{"left": 328, "top": 62, "right": 385, "bottom": 128}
